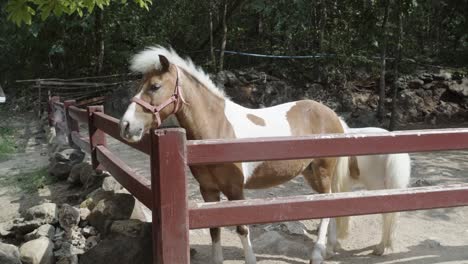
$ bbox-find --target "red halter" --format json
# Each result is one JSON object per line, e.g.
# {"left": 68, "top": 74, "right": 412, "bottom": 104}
{"left": 131, "top": 66, "right": 187, "bottom": 128}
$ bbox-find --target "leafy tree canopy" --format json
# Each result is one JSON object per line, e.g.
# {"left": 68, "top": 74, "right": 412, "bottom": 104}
{"left": 6, "top": 0, "right": 151, "bottom": 26}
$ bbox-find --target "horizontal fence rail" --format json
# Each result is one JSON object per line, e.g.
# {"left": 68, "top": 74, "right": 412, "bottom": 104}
{"left": 70, "top": 131, "right": 91, "bottom": 153}
{"left": 96, "top": 145, "right": 152, "bottom": 208}
{"left": 68, "top": 106, "right": 88, "bottom": 124}
{"left": 187, "top": 128, "right": 468, "bottom": 165}
{"left": 189, "top": 184, "right": 468, "bottom": 229}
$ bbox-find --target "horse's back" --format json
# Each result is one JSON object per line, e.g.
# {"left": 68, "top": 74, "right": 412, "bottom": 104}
{"left": 225, "top": 99, "right": 343, "bottom": 139}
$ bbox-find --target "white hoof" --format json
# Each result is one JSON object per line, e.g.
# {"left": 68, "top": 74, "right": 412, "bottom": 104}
{"left": 245, "top": 254, "right": 257, "bottom": 264}
{"left": 372, "top": 243, "right": 386, "bottom": 256}
{"left": 212, "top": 244, "right": 223, "bottom": 264}
{"left": 310, "top": 243, "right": 325, "bottom": 264}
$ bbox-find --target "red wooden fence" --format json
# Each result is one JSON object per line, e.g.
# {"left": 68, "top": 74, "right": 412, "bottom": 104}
{"left": 48, "top": 98, "right": 468, "bottom": 264}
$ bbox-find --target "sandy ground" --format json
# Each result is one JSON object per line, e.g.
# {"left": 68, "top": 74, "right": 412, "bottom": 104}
{"left": 1, "top": 112, "right": 467, "bottom": 263}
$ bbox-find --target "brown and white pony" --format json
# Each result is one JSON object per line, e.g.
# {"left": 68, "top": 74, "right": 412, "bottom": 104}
{"left": 119, "top": 46, "right": 349, "bottom": 264}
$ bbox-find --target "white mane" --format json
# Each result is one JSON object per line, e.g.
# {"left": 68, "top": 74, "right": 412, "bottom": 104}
{"left": 130, "top": 46, "right": 225, "bottom": 98}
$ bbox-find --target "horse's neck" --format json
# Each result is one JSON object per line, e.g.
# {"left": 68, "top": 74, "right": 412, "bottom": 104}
{"left": 175, "top": 74, "right": 235, "bottom": 140}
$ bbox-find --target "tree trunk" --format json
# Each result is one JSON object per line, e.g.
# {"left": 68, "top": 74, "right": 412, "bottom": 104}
{"left": 318, "top": 0, "right": 327, "bottom": 52}
{"left": 209, "top": 0, "right": 217, "bottom": 72}
{"left": 94, "top": 8, "right": 104, "bottom": 75}
{"left": 389, "top": 0, "right": 403, "bottom": 130}
{"left": 377, "top": 0, "right": 390, "bottom": 122}
{"left": 218, "top": 0, "right": 228, "bottom": 72}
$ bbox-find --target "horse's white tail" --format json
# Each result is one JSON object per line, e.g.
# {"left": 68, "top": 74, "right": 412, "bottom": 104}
{"left": 332, "top": 156, "right": 351, "bottom": 239}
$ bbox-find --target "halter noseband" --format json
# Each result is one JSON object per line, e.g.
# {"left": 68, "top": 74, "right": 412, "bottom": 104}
{"left": 131, "top": 66, "right": 187, "bottom": 128}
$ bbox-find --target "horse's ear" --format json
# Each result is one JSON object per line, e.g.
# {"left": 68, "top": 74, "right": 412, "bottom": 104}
{"left": 158, "top": 55, "right": 170, "bottom": 72}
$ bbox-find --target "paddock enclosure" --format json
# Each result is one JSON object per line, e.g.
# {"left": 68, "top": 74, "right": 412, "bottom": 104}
{"left": 48, "top": 96, "right": 468, "bottom": 264}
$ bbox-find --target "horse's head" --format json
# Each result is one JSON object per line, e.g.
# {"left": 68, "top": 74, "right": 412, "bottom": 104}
{"left": 120, "top": 54, "right": 186, "bottom": 142}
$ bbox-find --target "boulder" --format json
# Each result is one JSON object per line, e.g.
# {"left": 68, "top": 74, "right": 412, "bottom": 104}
{"left": 24, "top": 224, "right": 55, "bottom": 241}
{"left": 0, "top": 242, "right": 21, "bottom": 264}
{"left": 54, "top": 241, "right": 83, "bottom": 264}
{"left": 25, "top": 203, "right": 58, "bottom": 224}
{"left": 80, "top": 189, "right": 114, "bottom": 211}
{"left": 408, "top": 78, "right": 424, "bottom": 89}
{"left": 79, "top": 208, "right": 91, "bottom": 222}
{"left": 79, "top": 163, "right": 94, "bottom": 188}
{"left": 85, "top": 236, "right": 100, "bottom": 250}
{"left": 87, "top": 193, "right": 137, "bottom": 233}
{"left": 101, "top": 176, "right": 122, "bottom": 192}
{"left": 20, "top": 237, "right": 54, "bottom": 264}
{"left": 448, "top": 78, "right": 468, "bottom": 97}
{"left": 54, "top": 149, "right": 85, "bottom": 164}
{"left": 79, "top": 220, "right": 152, "bottom": 264}
{"left": 49, "top": 160, "right": 73, "bottom": 180}
{"left": 58, "top": 204, "right": 80, "bottom": 233}
{"left": 56, "top": 255, "right": 78, "bottom": 264}
{"left": 68, "top": 163, "right": 87, "bottom": 185}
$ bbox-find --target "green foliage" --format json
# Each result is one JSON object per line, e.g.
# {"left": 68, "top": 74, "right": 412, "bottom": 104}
{"left": 0, "top": 127, "right": 17, "bottom": 160}
{"left": 0, "top": 167, "right": 56, "bottom": 193}
{"left": 0, "top": 0, "right": 466, "bottom": 84}
{"left": 5, "top": 0, "right": 152, "bottom": 26}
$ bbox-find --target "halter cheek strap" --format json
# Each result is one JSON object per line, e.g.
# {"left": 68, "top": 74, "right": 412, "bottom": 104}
{"left": 131, "top": 66, "right": 187, "bottom": 128}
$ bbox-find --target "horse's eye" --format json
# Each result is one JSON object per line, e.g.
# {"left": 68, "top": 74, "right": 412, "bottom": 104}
{"left": 149, "top": 84, "right": 161, "bottom": 92}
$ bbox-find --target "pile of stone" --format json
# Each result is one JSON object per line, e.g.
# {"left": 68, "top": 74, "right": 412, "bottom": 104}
{"left": 0, "top": 122, "right": 152, "bottom": 264}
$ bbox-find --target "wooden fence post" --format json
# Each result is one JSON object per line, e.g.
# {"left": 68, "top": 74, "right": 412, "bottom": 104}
{"left": 63, "top": 100, "right": 78, "bottom": 147}
{"left": 48, "top": 96, "right": 60, "bottom": 127}
{"left": 150, "top": 128, "right": 189, "bottom": 264}
{"left": 87, "top": 105, "right": 107, "bottom": 170}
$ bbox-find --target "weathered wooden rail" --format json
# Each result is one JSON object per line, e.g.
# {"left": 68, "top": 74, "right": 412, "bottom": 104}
{"left": 48, "top": 97, "right": 468, "bottom": 264}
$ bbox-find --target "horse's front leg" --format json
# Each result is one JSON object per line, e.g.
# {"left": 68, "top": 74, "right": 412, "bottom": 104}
{"left": 304, "top": 158, "right": 337, "bottom": 264}
{"left": 236, "top": 224, "right": 256, "bottom": 264}
{"left": 200, "top": 187, "right": 223, "bottom": 264}
{"left": 224, "top": 190, "right": 257, "bottom": 264}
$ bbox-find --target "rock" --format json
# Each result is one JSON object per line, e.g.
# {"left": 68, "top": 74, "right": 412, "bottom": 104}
{"left": 68, "top": 163, "right": 87, "bottom": 185}
{"left": 419, "top": 73, "right": 433, "bottom": 83}
{"left": 85, "top": 236, "right": 100, "bottom": 250}
{"left": 79, "top": 220, "right": 152, "bottom": 264}
{"left": 81, "top": 226, "right": 98, "bottom": 238}
{"left": 109, "top": 219, "right": 148, "bottom": 238}
{"left": 56, "top": 255, "right": 78, "bottom": 264}
{"left": 49, "top": 160, "right": 73, "bottom": 180}
{"left": 58, "top": 204, "right": 80, "bottom": 233}
{"left": 88, "top": 193, "right": 145, "bottom": 233}
{"left": 7, "top": 218, "right": 44, "bottom": 235}
{"left": 55, "top": 149, "right": 85, "bottom": 164}
{"left": 24, "top": 224, "right": 55, "bottom": 241}
{"left": 101, "top": 176, "right": 122, "bottom": 192}
{"left": 80, "top": 189, "right": 114, "bottom": 211}
{"left": 421, "top": 239, "right": 441, "bottom": 248}
{"left": 448, "top": 78, "right": 468, "bottom": 97}
{"left": 280, "top": 221, "right": 306, "bottom": 236}
{"left": 20, "top": 237, "right": 54, "bottom": 264}
{"left": 0, "top": 242, "right": 21, "bottom": 264}
{"left": 54, "top": 241, "right": 84, "bottom": 261}
{"left": 408, "top": 78, "right": 424, "bottom": 89}
{"left": 253, "top": 231, "right": 309, "bottom": 256}
{"left": 433, "top": 71, "right": 452, "bottom": 81}
{"left": 79, "top": 208, "right": 91, "bottom": 222}
{"left": 25, "top": 203, "right": 58, "bottom": 224}
{"left": 79, "top": 163, "right": 94, "bottom": 188}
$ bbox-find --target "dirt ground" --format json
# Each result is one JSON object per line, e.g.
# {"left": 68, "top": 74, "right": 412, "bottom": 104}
{"left": 1, "top": 112, "right": 468, "bottom": 263}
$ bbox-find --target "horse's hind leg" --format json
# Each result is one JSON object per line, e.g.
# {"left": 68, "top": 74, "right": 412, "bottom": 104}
{"left": 373, "top": 213, "right": 397, "bottom": 255}
{"left": 303, "top": 158, "right": 337, "bottom": 264}
{"left": 223, "top": 189, "right": 257, "bottom": 264}
{"left": 200, "top": 187, "right": 223, "bottom": 264}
